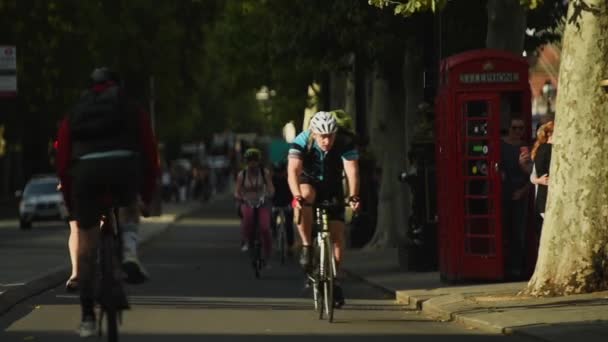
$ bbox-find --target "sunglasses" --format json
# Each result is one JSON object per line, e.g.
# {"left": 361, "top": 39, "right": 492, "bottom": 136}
{"left": 511, "top": 126, "right": 524, "bottom": 130}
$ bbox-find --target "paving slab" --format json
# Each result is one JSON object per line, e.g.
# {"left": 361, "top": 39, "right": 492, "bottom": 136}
{"left": 342, "top": 248, "right": 608, "bottom": 342}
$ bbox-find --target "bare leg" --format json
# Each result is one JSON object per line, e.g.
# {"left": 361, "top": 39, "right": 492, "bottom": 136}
{"left": 295, "top": 184, "right": 316, "bottom": 246}
{"left": 78, "top": 226, "right": 99, "bottom": 320}
{"left": 68, "top": 220, "right": 79, "bottom": 280}
{"left": 329, "top": 220, "right": 346, "bottom": 269}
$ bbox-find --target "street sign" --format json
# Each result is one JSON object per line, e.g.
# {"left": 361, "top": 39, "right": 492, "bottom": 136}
{"left": 0, "top": 46, "right": 16, "bottom": 70}
{"left": 0, "top": 46, "right": 17, "bottom": 96}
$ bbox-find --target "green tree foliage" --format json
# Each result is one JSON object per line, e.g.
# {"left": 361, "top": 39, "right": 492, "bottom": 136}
{"left": 369, "top": 0, "right": 545, "bottom": 16}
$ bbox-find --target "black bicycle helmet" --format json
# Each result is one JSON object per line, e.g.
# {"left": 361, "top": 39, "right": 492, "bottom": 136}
{"left": 90, "top": 67, "right": 119, "bottom": 84}
{"left": 244, "top": 148, "right": 262, "bottom": 162}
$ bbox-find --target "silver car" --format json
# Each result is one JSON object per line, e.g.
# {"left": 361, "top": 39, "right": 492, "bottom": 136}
{"left": 18, "top": 175, "right": 69, "bottom": 230}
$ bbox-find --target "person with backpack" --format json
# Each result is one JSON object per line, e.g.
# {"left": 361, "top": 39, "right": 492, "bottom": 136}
{"left": 288, "top": 110, "right": 361, "bottom": 308}
{"left": 55, "top": 67, "right": 160, "bottom": 337}
{"left": 234, "top": 148, "right": 275, "bottom": 260}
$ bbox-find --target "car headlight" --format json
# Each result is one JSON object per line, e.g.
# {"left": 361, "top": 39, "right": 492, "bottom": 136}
{"left": 19, "top": 201, "right": 35, "bottom": 212}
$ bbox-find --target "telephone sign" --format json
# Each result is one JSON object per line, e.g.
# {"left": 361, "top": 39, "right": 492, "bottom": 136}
{"left": 0, "top": 45, "right": 17, "bottom": 96}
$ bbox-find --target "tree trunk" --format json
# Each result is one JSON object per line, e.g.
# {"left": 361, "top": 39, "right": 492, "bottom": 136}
{"left": 486, "top": 0, "right": 527, "bottom": 54}
{"left": 329, "top": 70, "right": 346, "bottom": 110}
{"left": 524, "top": 1, "right": 608, "bottom": 296}
{"left": 354, "top": 53, "right": 368, "bottom": 139}
{"left": 365, "top": 65, "right": 409, "bottom": 249}
{"left": 403, "top": 35, "right": 425, "bottom": 162}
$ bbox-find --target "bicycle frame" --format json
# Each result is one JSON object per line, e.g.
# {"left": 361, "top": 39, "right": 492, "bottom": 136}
{"left": 243, "top": 197, "right": 265, "bottom": 278}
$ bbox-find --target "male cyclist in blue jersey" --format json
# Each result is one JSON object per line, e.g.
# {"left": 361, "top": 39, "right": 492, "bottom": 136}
{"left": 288, "top": 111, "right": 360, "bottom": 308}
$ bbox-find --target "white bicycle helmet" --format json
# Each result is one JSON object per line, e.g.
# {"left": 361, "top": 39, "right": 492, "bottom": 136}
{"left": 309, "top": 111, "right": 338, "bottom": 134}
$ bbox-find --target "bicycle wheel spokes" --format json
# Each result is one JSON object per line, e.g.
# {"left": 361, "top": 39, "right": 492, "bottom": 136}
{"left": 324, "top": 237, "right": 335, "bottom": 322}
{"left": 106, "top": 309, "right": 119, "bottom": 342}
{"left": 278, "top": 227, "right": 286, "bottom": 265}
{"left": 324, "top": 278, "right": 334, "bottom": 322}
{"left": 100, "top": 230, "right": 121, "bottom": 341}
{"left": 317, "top": 281, "right": 325, "bottom": 320}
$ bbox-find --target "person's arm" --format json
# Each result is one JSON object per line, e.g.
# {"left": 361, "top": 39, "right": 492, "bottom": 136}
{"left": 530, "top": 164, "right": 539, "bottom": 184}
{"left": 55, "top": 117, "right": 72, "bottom": 210}
{"left": 342, "top": 144, "right": 360, "bottom": 210}
{"left": 234, "top": 171, "right": 243, "bottom": 199}
{"left": 136, "top": 106, "right": 160, "bottom": 205}
{"left": 263, "top": 168, "right": 275, "bottom": 198}
{"left": 287, "top": 157, "right": 303, "bottom": 200}
{"left": 286, "top": 131, "right": 308, "bottom": 206}
{"left": 343, "top": 159, "right": 360, "bottom": 199}
{"left": 519, "top": 150, "right": 533, "bottom": 174}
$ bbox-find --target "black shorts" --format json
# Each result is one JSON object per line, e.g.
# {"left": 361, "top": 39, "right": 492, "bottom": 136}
{"left": 299, "top": 173, "right": 345, "bottom": 222}
{"left": 70, "top": 156, "right": 140, "bottom": 229}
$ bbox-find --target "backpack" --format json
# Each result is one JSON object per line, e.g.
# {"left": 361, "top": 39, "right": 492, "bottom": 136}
{"left": 69, "top": 85, "right": 138, "bottom": 158}
{"left": 70, "top": 86, "right": 129, "bottom": 139}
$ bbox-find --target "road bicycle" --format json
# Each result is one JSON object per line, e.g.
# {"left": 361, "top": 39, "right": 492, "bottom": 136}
{"left": 298, "top": 200, "right": 344, "bottom": 323}
{"left": 273, "top": 206, "right": 292, "bottom": 265}
{"left": 95, "top": 205, "right": 129, "bottom": 342}
{"left": 243, "top": 196, "right": 266, "bottom": 279}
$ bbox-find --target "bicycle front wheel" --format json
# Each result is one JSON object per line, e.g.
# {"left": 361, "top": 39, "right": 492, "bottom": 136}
{"left": 323, "top": 237, "right": 335, "bottom": 322}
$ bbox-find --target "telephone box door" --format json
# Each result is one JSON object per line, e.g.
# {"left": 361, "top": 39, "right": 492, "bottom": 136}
{"left": 457, "top": 93, "right": 504, "bottom": 279}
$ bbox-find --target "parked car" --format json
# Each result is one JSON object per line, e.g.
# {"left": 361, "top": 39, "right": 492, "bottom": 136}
{"left": 17, "top": 175, "right": 68, "bottom": 230}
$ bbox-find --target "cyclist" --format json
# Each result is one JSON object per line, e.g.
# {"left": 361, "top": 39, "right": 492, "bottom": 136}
{"left": 234, "top": 148, "right": 275, "bottom": 263}
{"left": 288, "top": 111, "right": 360, "bottom": 308}
{"left": 271, "top": 160, "right": 295, "bottom": 256}
{"left": 55, "top": 67, "right": 159, "bottom": 337}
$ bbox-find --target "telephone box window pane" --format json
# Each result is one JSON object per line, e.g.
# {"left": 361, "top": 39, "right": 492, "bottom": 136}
{"left": 465, "top": 217, "right": 492, "bottom": 235}
{"left": 466, "top": 198, "right": 493, "bottom": 215}
{"left": 466, "top": 180, "right": 490, "bottom": 196}
{"left": 465, "top": 238, "right": 495, "bottom": 255}
{"left": 466, "top": 160, "right": 489, "bottom": 177}
{"left": 464, "top": 101, "right": 488, "bottom": 117}
{"left": 466, "top": 120, "right": 488, "bottom": 137}
{"left": 467, "top": 140, "right": 490, "bottom": 157}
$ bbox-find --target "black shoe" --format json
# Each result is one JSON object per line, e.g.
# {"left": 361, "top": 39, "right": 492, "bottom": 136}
{"left": 122, "top": 257, "right": 149, "bottom": 285}
{"left": 299, "top": 246, "right": 312, "bottom": 272}
{"left": 334, "top": 284, "right": 345, "bottom": 309}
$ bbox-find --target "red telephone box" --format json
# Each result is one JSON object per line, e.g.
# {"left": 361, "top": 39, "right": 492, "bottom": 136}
{"left": 435, "top": 49, "right": 532, "bottom": 282}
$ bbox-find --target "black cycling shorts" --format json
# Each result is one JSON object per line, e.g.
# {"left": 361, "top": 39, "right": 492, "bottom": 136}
{"left": 70, "top": 156, "right": 140, "bottom": 229}
{"left": 299, "top": 173, "right": 345, "bottom": 222}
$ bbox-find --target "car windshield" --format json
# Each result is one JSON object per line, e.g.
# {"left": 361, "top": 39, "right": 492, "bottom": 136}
{"left": 24, "top": 181, "right": 59, "bottom": 196}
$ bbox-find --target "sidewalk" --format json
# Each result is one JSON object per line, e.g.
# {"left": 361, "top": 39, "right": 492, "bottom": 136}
{"left": 0, "top": 199, "right": 204, "bottom": 315}
{"left": 342, "top": 248, "right": 608, "bottom": 342}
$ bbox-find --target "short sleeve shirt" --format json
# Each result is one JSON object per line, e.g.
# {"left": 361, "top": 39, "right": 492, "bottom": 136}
{"left": 288, "top": 130, "right": 359, "bottom": 183}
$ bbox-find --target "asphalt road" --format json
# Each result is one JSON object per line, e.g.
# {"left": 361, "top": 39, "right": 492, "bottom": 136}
{"left": 0, "top": 199, "right": 535, "bottom": 341}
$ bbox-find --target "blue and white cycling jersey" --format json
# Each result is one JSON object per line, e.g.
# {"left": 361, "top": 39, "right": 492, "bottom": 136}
{"left": 288, "top": 129, "right": 359, "bottom": 183}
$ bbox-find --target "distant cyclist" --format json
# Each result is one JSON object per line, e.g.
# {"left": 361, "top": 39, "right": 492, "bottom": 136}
{"left": 287, "top": 111, "right": 360, "bottom": 308}
{"left": 55, "top": 67, "right": 159, "bottom": 337}
{"left": 271, "top": 160, "right": 295, "bottom": 256}
{"left": 234, "top": 148, "right": 275, "bottom": 263}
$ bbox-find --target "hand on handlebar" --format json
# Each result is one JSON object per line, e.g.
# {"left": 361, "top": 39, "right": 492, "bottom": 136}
{"left": 291, "top": 195, "right": 304, "bottom": 210}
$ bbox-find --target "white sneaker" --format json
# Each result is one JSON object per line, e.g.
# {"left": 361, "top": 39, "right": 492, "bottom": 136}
{"left": 241, "top": 244, "right": 249, "bottom": 252}
{"left": 78, "top": 319, "right": 97, "bottom": 338}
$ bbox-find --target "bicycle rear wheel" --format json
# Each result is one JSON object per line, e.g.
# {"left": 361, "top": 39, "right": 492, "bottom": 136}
{"left": 278, "top": 222, "right": 286, "bottom": 265}
{"left": 105, "top": 309, "right": 119, "bottom": 342}
{"left": 99, "top": 209, "right": 127, "bottom": 342}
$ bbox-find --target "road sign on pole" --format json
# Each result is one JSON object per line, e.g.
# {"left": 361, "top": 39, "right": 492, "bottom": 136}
{"left": 0, "top": 46, "right": 17, "bottom": 97}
